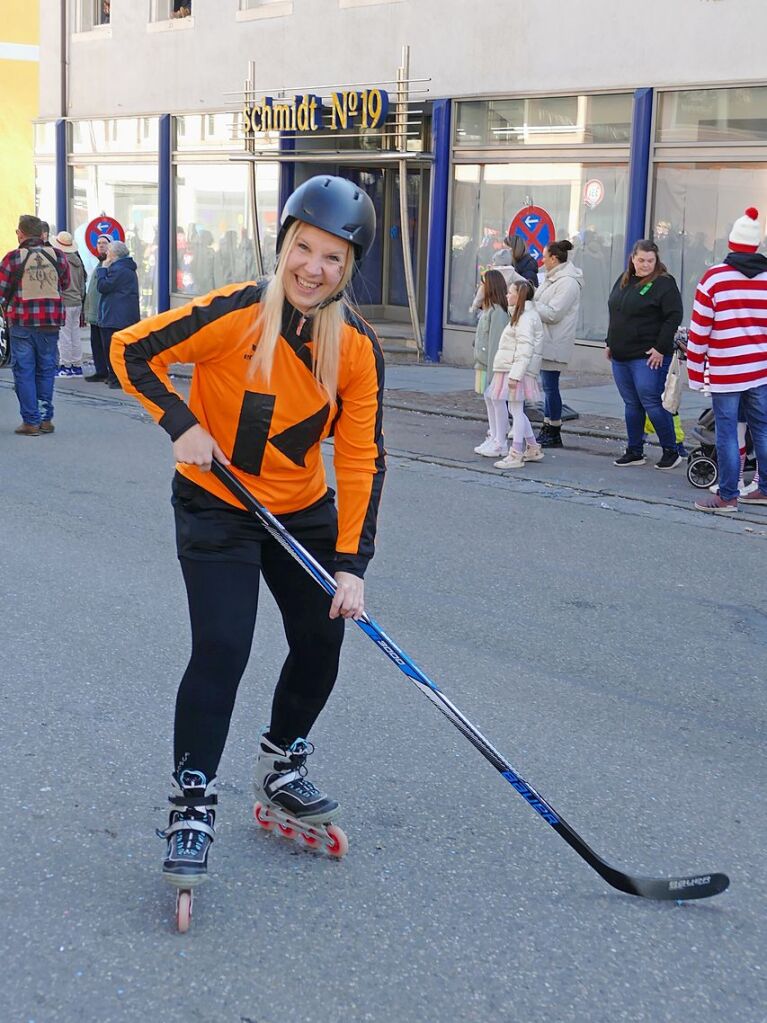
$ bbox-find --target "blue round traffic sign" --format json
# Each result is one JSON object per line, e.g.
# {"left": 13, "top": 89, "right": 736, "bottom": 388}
{"left": 85, "top": 215, "right": 125, "bottom": 256}
{"left": 508, "top": 206, "right": 555, "bottom": 266}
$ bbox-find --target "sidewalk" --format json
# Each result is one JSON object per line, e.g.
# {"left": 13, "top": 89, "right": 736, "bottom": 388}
{"left": 379, "top": 360, "right": 709, "bottom": 444}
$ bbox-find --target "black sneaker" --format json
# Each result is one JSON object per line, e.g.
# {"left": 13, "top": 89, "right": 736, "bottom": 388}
{"left": 613, "top": 450, "right": 646, "bottom": 466}
{"left": 655, "top": 448, "right": 682, "bottom": 470}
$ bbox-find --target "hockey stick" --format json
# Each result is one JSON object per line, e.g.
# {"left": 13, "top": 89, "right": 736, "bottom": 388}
{"left": 211, "top": 460, "right": 729, "bottom": 901}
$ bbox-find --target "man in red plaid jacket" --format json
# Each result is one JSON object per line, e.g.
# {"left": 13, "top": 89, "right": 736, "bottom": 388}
{"left": 0, "top": 213, "right": 71, "bottom": 437}
{"left": 0, "top": 214, "right": 71, "bottom": 435}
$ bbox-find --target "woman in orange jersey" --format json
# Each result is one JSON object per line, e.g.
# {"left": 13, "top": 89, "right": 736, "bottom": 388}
{"left": 111, "top": 176, "right": 383, "bottom": 889}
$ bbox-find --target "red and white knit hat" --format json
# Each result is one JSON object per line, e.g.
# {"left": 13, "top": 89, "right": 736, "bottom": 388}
{"left": 728, "top": 207, "right": 762, "bottom": 252}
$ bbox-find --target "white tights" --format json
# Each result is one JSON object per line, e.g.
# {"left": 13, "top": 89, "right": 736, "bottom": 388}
{"left": 508, "top": 400, "right": 536, "bottom": 451}
{"left": 484, "top": 396, "right": 509, "bottom": 447}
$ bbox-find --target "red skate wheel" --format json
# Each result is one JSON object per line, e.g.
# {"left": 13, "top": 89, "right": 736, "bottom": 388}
{"left": 325, "top": 824, "right": 349, "bottom": 858}
{"left": 300, "top": 833, "right": 321, "bottom": 849}
{"left": 176, "top": 889, "right": 192, "bottom": 933}
{"left": 254, "top": 802, "right": 275, "bottom": 830}
{"left": 277, "top": 823, "right": 296, "bottom": 838}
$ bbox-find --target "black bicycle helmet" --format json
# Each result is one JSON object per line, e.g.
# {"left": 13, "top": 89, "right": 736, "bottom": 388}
{"left": 277, "top": 175, "right": 376, "bottom": 264}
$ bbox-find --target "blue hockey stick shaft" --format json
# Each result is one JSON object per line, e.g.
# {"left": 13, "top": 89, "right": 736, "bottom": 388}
{"left": 210, "top": 460, "right": 728, "bottom": 901}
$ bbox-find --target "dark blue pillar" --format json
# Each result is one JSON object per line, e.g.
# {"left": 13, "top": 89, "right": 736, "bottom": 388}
{"left": 278, "top": 133, "right": 296, "bottom": 218}
{"left": 158, "top": 114, "right": 172, "bottom": 313}
{"left": 624, "top": 88, "right": 653, "bottom": 263}
{"left": 424, "top": 98, "right": 451, "bottom": 363}
{"left": 55, "top": 119, "right": 68, "bottom": 232}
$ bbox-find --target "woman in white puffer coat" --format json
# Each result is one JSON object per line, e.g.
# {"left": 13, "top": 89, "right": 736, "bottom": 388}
{"left": 533, "top": 239, "right": 583, "bottom": 447}
{"left": 488, "top": 280, "right": 545, "bottom": 470}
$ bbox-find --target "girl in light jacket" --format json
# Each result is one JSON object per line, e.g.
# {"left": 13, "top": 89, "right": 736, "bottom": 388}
{"left": 490, "top": 280, "right": 545, "bottom": 470}
{"left": 534, "top": 240, "right": 583, "bottom": 447}
{"left": 472, "top": 269, "right": 509, "bottom": 396}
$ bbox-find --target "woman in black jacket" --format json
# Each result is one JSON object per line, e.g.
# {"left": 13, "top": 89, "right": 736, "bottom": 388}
{"left": 606, "top": 240, "right": 683, "bottom": 469}
{"left": 507, "top": 234, "right": 540, "bottom": 288}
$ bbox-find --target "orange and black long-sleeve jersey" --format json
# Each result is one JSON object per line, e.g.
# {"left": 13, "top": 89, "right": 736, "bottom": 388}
{"left": 110, "top": 280, "right": 386, "bottom": 577}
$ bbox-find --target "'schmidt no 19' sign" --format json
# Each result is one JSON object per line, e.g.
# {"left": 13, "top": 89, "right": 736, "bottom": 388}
{"left": 243, "top": 89, "right": 389, "bottom": 134}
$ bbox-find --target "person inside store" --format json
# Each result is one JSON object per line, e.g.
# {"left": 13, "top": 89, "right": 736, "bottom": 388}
{"left": 109, "top": 175, "right": 385, "bottom": 889}
{"left": 605, "top": 239, "right": 684, "bottom": 469}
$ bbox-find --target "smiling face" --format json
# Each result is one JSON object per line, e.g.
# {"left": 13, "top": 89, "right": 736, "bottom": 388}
{"left": 282, "top": 223, "right": 351, "bottom": 313}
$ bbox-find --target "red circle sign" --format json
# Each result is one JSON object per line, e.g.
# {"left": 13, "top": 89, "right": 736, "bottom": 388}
{"left": 508, "top": 206, "right": 555, "bottom": 266}
{"left": 84, "top": 215, "right": 125, "bottom": 256}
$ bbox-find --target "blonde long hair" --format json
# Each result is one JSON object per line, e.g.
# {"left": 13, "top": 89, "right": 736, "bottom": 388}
{"left": 248, "top": 222, "right": 355, "bottom": 401}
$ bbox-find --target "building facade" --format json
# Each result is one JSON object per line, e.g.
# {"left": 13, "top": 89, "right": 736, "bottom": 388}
{"left": 36, "top": 0, "right": 767, "bottom": 367}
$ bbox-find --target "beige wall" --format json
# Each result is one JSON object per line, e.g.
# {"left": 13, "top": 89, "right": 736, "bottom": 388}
{"left": 41, "top": 0, "right": 767, "bottom": 119}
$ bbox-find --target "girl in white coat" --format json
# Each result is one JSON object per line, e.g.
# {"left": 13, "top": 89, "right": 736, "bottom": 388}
{"left": 490, "top": 280, "right": 545, "bottom": 469}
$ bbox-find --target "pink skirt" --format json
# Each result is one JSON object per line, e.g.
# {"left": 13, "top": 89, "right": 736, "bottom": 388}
{"left": 488, "top": 371, "right": 542, "bottom": 403}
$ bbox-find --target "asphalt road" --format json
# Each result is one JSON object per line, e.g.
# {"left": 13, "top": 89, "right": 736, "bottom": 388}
{"left": 1, "top": 377, "right": 764, "bottom": 1023}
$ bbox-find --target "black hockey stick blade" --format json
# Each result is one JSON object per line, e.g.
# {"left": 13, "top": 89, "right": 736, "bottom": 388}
{"left": 210, "top": 461, "right": 730, "bottom": 902}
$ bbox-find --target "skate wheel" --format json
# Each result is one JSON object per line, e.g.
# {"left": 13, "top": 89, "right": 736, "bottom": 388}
{"left": 277, "top": 822, "right": 297, "bottom": 839}
{"left": 325, "top": 824, "right": 349, "bottom": 858}
{"left": 254, "top": 802, "right": 275, "bottom": 831}
{"left": 300, "top": 833, "right": 321, "bottom": 849}
{"left": 176, "top": 889, "right": 193, "bottom": 933}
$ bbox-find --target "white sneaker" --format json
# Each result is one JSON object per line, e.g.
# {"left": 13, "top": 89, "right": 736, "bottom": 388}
{"left": 475, "top": 441, "right": 507, "bottom": 458}
{"left": 474, "top": 439, "right": 496, "bottom": 455}
{"left": 708, "top": 480, "right": 756, "bottom": 496}
{"left": 523, "top": 443, "right": 544, "bottom": 462}
{"left": 494, "top": 450, "right": 525, "bottom": 469}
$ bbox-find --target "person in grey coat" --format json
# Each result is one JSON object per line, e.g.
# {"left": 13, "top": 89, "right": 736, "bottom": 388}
{"left": 83, "top": 234, "right": 112, "bottom": 381}
{"left": 533, "top": 240, "right": 583, "bottom": 447}
{"left": 472, "top": 269, "right": 509, "bottom": 395}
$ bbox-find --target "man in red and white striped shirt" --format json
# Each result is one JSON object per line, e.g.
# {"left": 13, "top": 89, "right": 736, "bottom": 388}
{"left": 687, "top": 207, "right": 767, "bottom": 513}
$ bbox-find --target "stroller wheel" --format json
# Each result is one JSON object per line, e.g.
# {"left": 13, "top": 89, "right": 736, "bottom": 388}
{"left": 687, "top": 455, "right": 717, "bottom": 489}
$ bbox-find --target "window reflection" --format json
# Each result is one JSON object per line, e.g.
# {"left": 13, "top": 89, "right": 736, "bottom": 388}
{"left": 652, "top": 163, "right": 767, "bottom": 318}
{"left": 173, "top": 163, "right": 279, "bottom": 295}
{"left": 449, "top": 162, "right": 628, "bottom": 341}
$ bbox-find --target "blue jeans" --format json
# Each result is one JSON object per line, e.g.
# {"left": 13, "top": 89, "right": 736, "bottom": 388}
{"left": 611, "top": 355, "right": 676, "bottom": 452}
{"left": 540, "top": 369, "right": 562, "bottom": 421}
{"left": 712, "top": 384, "right": 767, "bottom": 501}
{"left": 9, "top": 326, "right": 60, "bottom": 425}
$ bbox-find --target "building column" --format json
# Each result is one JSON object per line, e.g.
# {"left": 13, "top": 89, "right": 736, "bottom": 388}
{"left": 424, "top": 98, "right": 451, "bottom": 363}
{"left": 624, "top": 87, "right": 653, "bottom": 263}
{"left": 158, "top": 114, "right": 172, "bottom": 313}
{"left": 278, "top": 133, "right": 296, "bottom": 219}
{"left": 55, "top": 119, "right": 67, "bottom": 233}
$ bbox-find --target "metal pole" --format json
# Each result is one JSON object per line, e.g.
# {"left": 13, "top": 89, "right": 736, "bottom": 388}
{"left": 396, "top": 46, "right": 423, "bottom": 359}
{"left": 247, "top": 61, "right": 264, "bottom": 276}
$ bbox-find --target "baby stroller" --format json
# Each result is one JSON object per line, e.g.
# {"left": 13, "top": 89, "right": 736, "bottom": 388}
{"left": 686, "top": 408, "right": 756, "bottom": 489}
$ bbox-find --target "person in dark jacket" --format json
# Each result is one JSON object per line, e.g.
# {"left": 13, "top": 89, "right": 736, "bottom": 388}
{"left": 606, "top": 239, "right": 684, "bottom": 469}
{"left": 507, "top": 234, "right": 540, "bottom": 288}
{"left": 97, "top": 241, "right": 140, "bottom": 389}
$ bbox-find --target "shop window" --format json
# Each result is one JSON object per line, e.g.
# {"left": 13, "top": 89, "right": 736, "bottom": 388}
{"left": 71, "top": 163, "right": 159, "bottom": 317}
{"left": 455, "top": 94, "right": 633, "bottom": 148}
{"left": 173, "top": 162, "right": 279, "bottom": 296}
{"left": 448, "top": 162, "right": 628, "bottom": 341}
{"left": 72, "top": 117, "right": 158, "bottom": 155}
{"left": 74, "top": 0, "right": 111, "bottom": 32}
{"left": 652, "top": 163, "right": 767, "bottom": 319}
{"left": 657, "top": 87, "right": 767, "bottom": 144}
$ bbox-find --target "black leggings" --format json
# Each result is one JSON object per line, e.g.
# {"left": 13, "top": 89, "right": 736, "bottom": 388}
{"left": 173, "top": 518, "right": 345, "bottom": 781}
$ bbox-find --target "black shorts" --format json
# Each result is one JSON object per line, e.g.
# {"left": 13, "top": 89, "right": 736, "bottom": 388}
{"left": 171, "top": 472, "right": 339, "bottom": 569}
